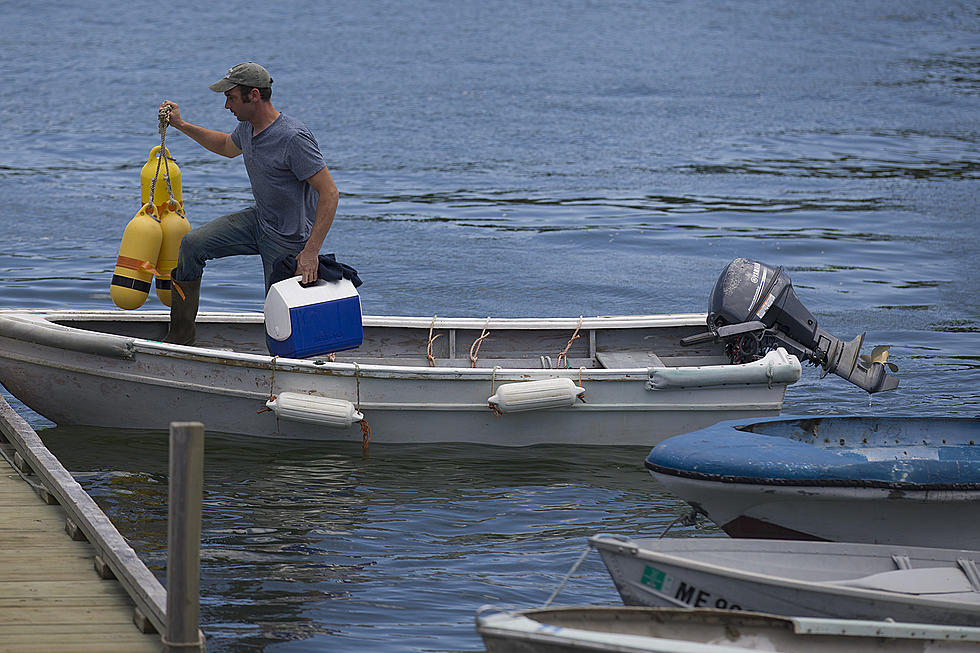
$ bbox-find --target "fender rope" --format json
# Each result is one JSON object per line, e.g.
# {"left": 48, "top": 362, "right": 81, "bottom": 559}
{"left": 360, "top": 419, "right": 371, "bottom": 456}
{"left": 354, "top": 363, "right": 361, "bottom": 411}
{"left": 489, "top": 366, "right": 502, "bottom": 417}
{"left": 268, "top": 356, "right": 278, "bottom": 405}
{"left": 353, "top": 363, "right": 370, "bottom": 455}
{"left": 152, "top": 105, "right": 186, "bottom": 218}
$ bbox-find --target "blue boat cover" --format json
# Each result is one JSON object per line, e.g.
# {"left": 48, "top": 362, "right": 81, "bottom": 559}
{"left": 646, "top": 416, "right": 980, "bottom": 488}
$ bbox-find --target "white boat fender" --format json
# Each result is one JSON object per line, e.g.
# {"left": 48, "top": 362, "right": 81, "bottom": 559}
{"left": 487, "top": 378, "right": 586, "bottom": 414}
{"left": 266, "top": 392, "right": 364, "bottom": 429}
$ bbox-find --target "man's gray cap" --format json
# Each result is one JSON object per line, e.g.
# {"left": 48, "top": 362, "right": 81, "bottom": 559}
{"left": 208, "top": 62, "right": 273, "bottom": 92}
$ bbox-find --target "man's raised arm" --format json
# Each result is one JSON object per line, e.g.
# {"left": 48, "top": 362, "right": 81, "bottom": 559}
{"left": 160, "top": 100, "right": 241, "bottom": 158}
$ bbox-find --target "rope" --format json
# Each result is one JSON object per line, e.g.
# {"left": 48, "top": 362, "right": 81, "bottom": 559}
{"left": 489, "top": 366, "right": 502, "bottom": 416}
{"left": 258, "top": 357, "right": 279, "bottom": 415}
{"left": 360, "top": 419, "right": 371, "bottom": 456}
{"left": 542, "top": 546, "right": 592, "bottom": 608}
{"left": 354, "top": 363, "right": 361, "bottom": 411}
{"left": 151, "top": 105, "right": 186, "bottom": 217}
{"left": 658, "top": 509, "right": 701, "bottom": 538}
{"left": 469, "top": 317, "right": 491, "bottom": 368}
{"left": 556, "top": 316, "right": 583, "bottom": 369}
{"left": 426, "top": 316, "right": 442, "bottom": 367}
{"left": 268, "top": 357, "right": 278, "bottom": 403}
{"left": 352, "top": 362, "right": 370, "bottom": 455}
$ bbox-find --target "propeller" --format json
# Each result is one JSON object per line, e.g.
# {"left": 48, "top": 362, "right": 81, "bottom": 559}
{"left": 860, "top": 345, "right": 898, "bottom": 372}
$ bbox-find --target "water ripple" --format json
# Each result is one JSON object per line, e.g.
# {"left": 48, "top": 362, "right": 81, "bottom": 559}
{"left": 683, "top": 130, "right": 979, "bottom": 180}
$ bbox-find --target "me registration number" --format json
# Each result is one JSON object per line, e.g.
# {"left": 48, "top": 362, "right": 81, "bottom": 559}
{"left": 641, "top": 564, "right": 742, "bottom": 610}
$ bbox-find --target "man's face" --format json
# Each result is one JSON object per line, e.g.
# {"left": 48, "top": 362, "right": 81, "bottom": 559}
{"left": 224, "top": 87, "right": 253, "bottom": 121}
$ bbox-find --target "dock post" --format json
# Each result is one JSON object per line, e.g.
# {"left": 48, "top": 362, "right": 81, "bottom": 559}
{"left": 164, "top": 422, "right": 205, "bottom": 653}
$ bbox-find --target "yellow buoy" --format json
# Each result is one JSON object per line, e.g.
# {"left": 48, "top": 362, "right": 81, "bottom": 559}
{"left": 154, "top": 203, "right": 192, "bottom": 306}
{"left": 110, "top": 204, "right": 163, "bottom": 310}
{"left": 140, "top": 145, "right": 182, "bottom": 208}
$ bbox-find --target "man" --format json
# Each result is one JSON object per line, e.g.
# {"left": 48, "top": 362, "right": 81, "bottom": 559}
{"left": 159, "top": 62, "right": 339, "bottom": 345}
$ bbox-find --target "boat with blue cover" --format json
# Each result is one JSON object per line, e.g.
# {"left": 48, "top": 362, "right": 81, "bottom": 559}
{"left": 645, "top": 416, "right": 980, "bottom": 547}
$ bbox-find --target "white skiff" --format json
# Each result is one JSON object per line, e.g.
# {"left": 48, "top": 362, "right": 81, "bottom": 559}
{"left": 0, "top": 309, "right": 801, "bottom": 445}
{"left": 590, "top": 535, "right": 980, "bottom": 626}
{"left": 476, "top": 605, "right": 980, "bottom": 652}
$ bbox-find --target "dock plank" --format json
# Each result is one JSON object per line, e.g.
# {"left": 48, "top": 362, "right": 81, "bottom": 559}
{"left": 0, "top": 629, "right": 158, "bottom": 653}
{"left": 0, "top": 579, "right": 142, "bottom": 600}
{"left": 0, "top": 593, "right": 134, "bottom": 608}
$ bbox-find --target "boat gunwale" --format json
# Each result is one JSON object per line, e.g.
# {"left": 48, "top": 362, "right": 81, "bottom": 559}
{"left": 476, "top": 610, "right": 761, "bottom": 653}
{"left": 644, "top": 459, "right": 980, "bottom": 491}
{"left": 644, "top": 416, "right": 980, "bottom": 490}
{"left": 0, "top": 309, "right": 803, "bottom": 384}
{"left": 477, "top": 605, "right": 980, "bottom": 644}
{"left": 0, "top": 308, "right": 711, "bottom": 330}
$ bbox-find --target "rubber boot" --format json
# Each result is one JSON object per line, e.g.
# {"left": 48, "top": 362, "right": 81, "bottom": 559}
{"left": 163, "top": 279, "right": 201, "bottom": 345}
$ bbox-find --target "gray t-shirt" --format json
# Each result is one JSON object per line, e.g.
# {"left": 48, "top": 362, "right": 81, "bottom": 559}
{"left": 231, "top": 114, "right": 326, "bottom": 248}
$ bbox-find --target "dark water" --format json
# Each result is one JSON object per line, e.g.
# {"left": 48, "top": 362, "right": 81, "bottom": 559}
{"left": 2, "top": 0, "right": 978, "bottom": 650}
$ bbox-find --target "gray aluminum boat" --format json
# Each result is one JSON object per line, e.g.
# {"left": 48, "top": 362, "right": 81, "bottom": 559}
{"left": 0, "top": 257, "right": 899, "bottom": 444}
{"left": 590, "top": 535, "right": 980, "bottom": 627}
{"left": 476, "top": 605, "right": 980, "bottom": 652}
{"left": 0, "top": 309, "right": 800, "bottom": 445}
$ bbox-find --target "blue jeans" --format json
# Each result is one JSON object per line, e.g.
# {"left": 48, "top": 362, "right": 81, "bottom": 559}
{"left": 172, "top": 207, "right": 302, "bottom": 292}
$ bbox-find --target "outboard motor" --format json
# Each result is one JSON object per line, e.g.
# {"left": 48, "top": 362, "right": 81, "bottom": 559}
{"left": 683, "top": 258, "right": 899, "bottom": 394}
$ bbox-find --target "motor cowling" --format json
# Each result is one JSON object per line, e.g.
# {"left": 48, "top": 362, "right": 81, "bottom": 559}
{"left": 694, "top": 258, "right": 899, "bottom": 394}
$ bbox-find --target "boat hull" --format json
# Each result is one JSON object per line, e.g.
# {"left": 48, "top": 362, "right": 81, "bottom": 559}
{"left": 0, "top": 310, "right": 801, "bottom": 445}
{"left": 652, "top": 472, "right": 980, "bottom": 547}
{"left": 476, "top": 606, "right": 980, "bottom": 653}
{"left": 590, "top": 536, "right": 980, "bottom": 627}
{"left": 645, "top": 417, "right": 980, "bottom": 547}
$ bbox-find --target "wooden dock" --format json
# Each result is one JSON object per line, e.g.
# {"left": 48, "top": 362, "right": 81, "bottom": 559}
{"left": 0, "top": 396, "right": 202, "bottom": 652}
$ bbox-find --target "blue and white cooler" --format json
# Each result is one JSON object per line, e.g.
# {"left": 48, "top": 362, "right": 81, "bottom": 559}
{"left": 264, "top": 276, "right": 363, "bottom": 358}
